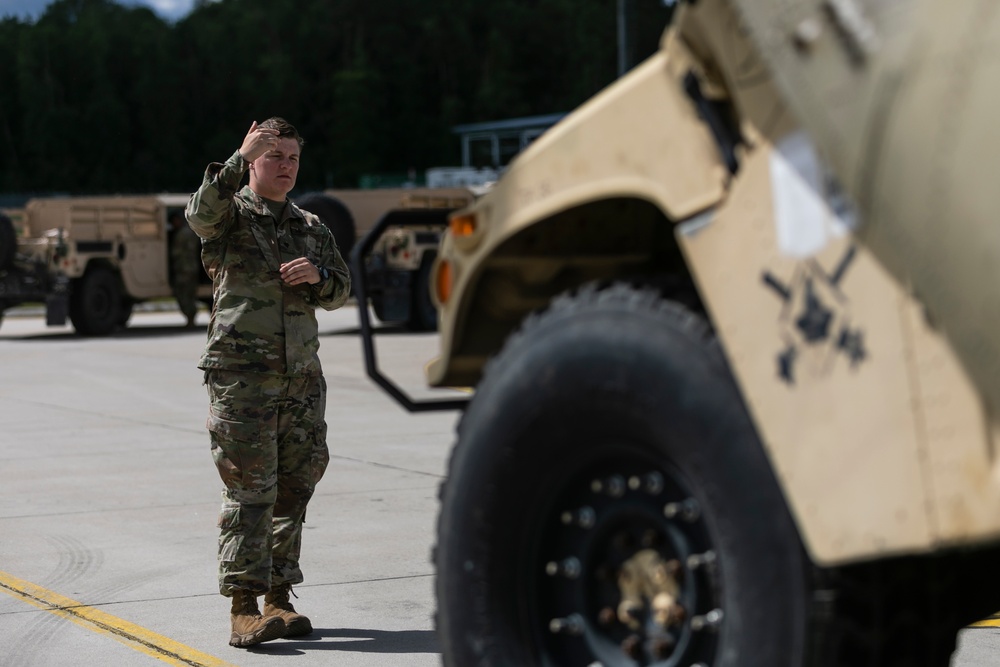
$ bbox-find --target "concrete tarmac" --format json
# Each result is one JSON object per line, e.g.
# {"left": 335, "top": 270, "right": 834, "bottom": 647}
{"left": 0, "top": 305, "right": 460, "bottom": 666}
{"left": 0, "top": 304, "right": 994, "bottom": 666}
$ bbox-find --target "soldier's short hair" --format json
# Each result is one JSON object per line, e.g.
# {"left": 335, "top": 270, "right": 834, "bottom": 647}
{"left": 259, "top": 117, "right": 305, "bottom": 149}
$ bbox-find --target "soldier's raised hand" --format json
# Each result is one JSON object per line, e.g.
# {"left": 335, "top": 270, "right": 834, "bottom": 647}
{"left": 238, "top": 121, "right": 279, "bottom": 164}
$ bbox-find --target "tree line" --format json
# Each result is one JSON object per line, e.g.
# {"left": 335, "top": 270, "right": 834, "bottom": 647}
{"left": 0, "top": 0, "right": 674, "bottom": 197}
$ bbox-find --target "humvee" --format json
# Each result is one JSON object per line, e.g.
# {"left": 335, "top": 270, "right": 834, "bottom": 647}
{"left": 353, "top": 0, "right": 1000, "bottom": 665}
{"left": 296, "top": 187, "right": 476, "bottom": 331}
{"left": 0, "top": 189, "right": 476, "bottom": 337}
{"left": 0, "top": 194, "right": 210, "bottom": 335}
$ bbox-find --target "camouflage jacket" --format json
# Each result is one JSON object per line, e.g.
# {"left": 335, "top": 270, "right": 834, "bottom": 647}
{"left": 186, "top": 150, "right": 351, "bottom": 376}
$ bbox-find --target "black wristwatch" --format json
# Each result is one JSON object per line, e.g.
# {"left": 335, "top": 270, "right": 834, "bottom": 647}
{"left": 318, "top": 266, "right": 330, "bottom": 282}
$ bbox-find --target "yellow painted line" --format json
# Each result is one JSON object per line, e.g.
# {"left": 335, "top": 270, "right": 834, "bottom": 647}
{"left": 970, "top": 615, "right": 1000, "bottom": 628}
{"left": 0, "top": 570, "right": 237, "bottom": 667}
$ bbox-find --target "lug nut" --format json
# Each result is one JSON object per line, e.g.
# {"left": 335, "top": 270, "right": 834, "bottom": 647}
{"left": 690, "top": 608, "right": 724, "bottom": 632}
{"left": 545, "top": 557, "right": 582, "bottom": 579}
{"left": 560, "top": 506, "right": 596, "bottom": 529}
{"left": 592, "top": 475, "right": 627, "bottom": 497}
{"left": 645, "top": 472, "right": 665, "bottom": 495}
{"left": 549, "top": 614, "right": 585, "bottom": 635}
{"left": 687, "top": 550, "right": 716, "bottom": 570}
{"left": 664, "top": 498, "right": 700, "bottom": 522}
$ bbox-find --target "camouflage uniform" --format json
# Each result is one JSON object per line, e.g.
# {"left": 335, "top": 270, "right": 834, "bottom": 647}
{"left": 170, "top": 222, "right": 201, "bottom": 324}
{"left": 186, "top": 150, "right": 351, "bottom": 596}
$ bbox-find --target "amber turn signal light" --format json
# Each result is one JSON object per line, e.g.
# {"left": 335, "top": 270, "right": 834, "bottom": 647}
{"left": 449, "top": 213, "right": 476, "bottom": 237}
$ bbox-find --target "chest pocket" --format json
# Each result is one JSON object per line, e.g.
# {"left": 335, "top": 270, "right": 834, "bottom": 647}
{"left": 279, "top": 220, "right": 325, "bottom": 265}
{"left": 200, "top": 213, "right": 277, "bottom": 280}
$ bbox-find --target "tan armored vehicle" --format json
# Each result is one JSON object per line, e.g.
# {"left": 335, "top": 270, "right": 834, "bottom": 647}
{"left": 0, "top": 194, "right": 210, "bottom": 335}
{"left": 0, "top": 189, "right": 475, "bottom": 336}
{"left": 295, "top": 187, "right": 475, "bottom": 331}
{"left": 355, "top": 1, "right": 1000, "bottom": 665}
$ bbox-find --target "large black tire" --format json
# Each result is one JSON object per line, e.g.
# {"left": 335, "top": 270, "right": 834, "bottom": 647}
{"left": 117, "top": 298, "right": 134, "bottom": 328}
{"left": 435, "top": 283, "right": 810, "bottom": 667}
{"left": 0, "top": 212, "right": 16, "bottom": 271}
{"left": 294, "top": 193, "right": 357, "bottom": 258}
{"left": 408, "top": 251, "right": 438, "bottom": 332}
{"left": 69, "top": 266, "right": 122, "bottom": 336}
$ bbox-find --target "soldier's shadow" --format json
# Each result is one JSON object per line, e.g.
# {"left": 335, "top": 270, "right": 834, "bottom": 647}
{"left": 248, "top": 628, "right": 439, "bottom": 655}
{"left": 321, "top": 324, "right": 413, "bottom": 337}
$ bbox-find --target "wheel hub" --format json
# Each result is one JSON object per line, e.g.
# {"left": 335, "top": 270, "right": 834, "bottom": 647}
{"left": 537, "top": 462, "right": 721, "bottom": 666}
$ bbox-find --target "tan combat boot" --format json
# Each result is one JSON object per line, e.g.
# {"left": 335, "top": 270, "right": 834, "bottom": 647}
{"left": 263, "top": 583, "right": 313, "bottom": 637}
{"left": 229, "top": 589, "right": 286, "bottom": 647}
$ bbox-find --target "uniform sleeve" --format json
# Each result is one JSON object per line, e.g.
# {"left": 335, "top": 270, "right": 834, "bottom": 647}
{"left": 185, "top": 150, "right": 249, "bottom": 241}
{"left": 312, "top": 227, "right": 352, "bottom": 311}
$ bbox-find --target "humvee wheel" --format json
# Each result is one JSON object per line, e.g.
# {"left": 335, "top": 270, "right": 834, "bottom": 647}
{"left": 118, "top": 298, "right": 134, "bottom": 327}
{"left": 435, "top": 284, "right": 809, "bottom": 667}
{"left": 295, "top": 193, "right": 357, "bottom": 258}
{"left": 0, "top": 212, "right": 16, "bottom": 271}
{"left": 408, "top": 251, "right": 438, "bottom": 332}
{"left": 69, "top": 267, "right": 122, "bottom": 336}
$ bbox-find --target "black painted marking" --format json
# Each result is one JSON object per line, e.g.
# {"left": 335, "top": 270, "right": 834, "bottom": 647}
{"left": 829, "top": 245, "right": 857, "bottom": 287}
{"left": 762, "top": 271, "right": 791, "bottom": 301}
{"left": 778, "top": 345, "right": 797, "bottom": 384}
{"left": 764, "top": 244, "right": 868, "bottom": 384}
{"left": 795, "top": 278, "right": 834, "bottom": 343}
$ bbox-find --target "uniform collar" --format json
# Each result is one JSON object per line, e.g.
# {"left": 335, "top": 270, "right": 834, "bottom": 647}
{"left": 239, "top": 186, "right": 306, "bottom": 224}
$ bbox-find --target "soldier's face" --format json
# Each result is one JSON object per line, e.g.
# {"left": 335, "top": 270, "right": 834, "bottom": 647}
{"left": 249, "top": 137, "right": 301, "bottom": 200}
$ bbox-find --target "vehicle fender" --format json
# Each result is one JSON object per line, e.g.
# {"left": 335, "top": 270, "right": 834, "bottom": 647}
{"left": 678, "top": 137, "right": 1000, "bottom": 565}
{"left": 429, "top": 40, "right": 731, "bottom": 386}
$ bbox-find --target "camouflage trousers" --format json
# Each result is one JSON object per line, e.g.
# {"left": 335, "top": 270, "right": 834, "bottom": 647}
{"left": 205, "top": 369, "right": 330, "bottom": 596}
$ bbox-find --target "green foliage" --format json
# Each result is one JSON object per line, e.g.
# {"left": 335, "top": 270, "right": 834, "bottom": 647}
{"left": 0, "top": 0, "right": 674, "bottom": 194}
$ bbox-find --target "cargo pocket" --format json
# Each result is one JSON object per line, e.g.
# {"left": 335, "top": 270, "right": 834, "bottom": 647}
{"left": 218, "top": 501, "right": 242, "bottom": 563}
{"left": 207, "top": 412, "right": 263, "bottom": 490}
